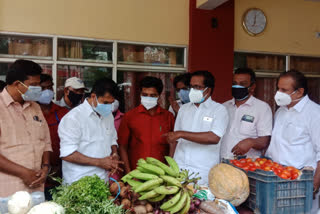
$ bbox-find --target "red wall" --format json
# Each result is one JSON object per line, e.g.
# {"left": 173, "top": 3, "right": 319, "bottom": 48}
{"left": 188, "top": 0, "right": 234, "bottom": 103}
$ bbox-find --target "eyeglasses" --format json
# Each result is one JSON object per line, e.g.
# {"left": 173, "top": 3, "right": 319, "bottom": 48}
{"left": 190, "top": 85, "right": 206, "bottom": 90}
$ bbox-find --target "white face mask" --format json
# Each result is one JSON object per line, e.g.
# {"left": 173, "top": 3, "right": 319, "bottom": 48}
{"left": 189, "top": 87, "right": 208, "bottom": 104}
{"left": 274, "top": 90, "right": 297, "bottom": 106}
{"left": 112, "top": 99, "right": 119, "bottom": 113}
{"left": 141, "top": 96, "right": 158, "bottom": 110}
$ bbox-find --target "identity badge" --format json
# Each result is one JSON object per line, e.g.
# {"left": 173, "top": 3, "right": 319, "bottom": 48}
{"left": 203, "top": 116, "right": 213, "bottom": 122}
{"left": 241, "top": 115, "right": 254, "bottom": 123}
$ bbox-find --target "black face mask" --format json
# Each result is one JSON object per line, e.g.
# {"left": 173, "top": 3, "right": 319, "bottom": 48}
{"left": 68, "top": 90, "right": 83, "bottom": 107}
{"left": 231, "top": 85, "right": 250, "bottom": 101}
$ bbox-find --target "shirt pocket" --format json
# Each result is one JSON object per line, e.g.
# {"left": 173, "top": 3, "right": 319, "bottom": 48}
{"left": 282, "top": 123, "right": 307, "bottom": 144}
{"left": 239, "top": 121, "right": 256, "bottom": 137}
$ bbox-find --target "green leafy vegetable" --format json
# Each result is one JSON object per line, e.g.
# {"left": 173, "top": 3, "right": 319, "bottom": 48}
{"left": 51, "top": 175, "right": 125, "bottom": 214}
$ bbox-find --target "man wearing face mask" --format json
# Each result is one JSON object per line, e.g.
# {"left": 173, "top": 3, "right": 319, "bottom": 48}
{"left": 168, "top": 73, "right": 191, "bottom": 117}
{"left": 0, "top": 60, "right": 52, "bottom": 212}
{"left": 55, "top": 77, "right": 86, "bottom": 109}
{"left": 58, "top": 78, "right": 123, "bottom": 184}
{"left": 266, "top": 70, "right": 320, "bottom": 213}
{"left": 220, "top": 68, "right": 272, "bottom": 159}
{"left": 38, "top": 74, "right": 69, "bottom": 200}
{"left": 118, "top": 76, "right": 175, "bottom": 174}
{"left": 165, "top": 70, "right": 229, "bottom": 185}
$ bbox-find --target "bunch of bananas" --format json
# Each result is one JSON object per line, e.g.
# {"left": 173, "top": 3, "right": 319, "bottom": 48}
{"left": 121, "top": 156, "right": 201, "bottom": 214}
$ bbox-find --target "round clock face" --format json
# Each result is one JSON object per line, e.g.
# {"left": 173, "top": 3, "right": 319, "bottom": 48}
{"left": 243, "top": 8, "right": 267, "bottom": 36}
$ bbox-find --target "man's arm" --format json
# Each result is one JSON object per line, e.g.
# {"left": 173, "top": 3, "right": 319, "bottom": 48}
{"left": 313, "top": 161, "right": 320, "bottom": 198}
{"left": 0, "top": 154, "right": 39, "bottom": 188}
{"left": 232, "top": 136, "right": 271, "bottom": 156}
{"left": 119, "top": 144, "right": 131, "bottom": 174}
{"left": 62, "top": 151, "right": 122, "bottom": 172}
{"left": 166, "top": 131, "right": 220, "bottom": 145}
{"left": 30, "top": 151, "right": 51, "bottom": 187}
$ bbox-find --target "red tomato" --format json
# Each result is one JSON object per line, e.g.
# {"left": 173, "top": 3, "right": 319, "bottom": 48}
{"left": 256, "top": 158, "right": 262, "bottom": 162}
{"left": 240, "top": 159, "right": 247, "bottom": 164}
{"left": 248, "top": 166, "right": 257, "bottom": 171}
{"left": 242, "top": 165, "right": 250, "bottom": 171}
{"left": 273, "top": 163, "right": 280, "bottom": 168}
{"left": 282, "top": 170, "right": 291, "bottom": 177}
{"left": 246, "top": 158, "right": 253, "bottom": 163}
{"left": 230, "top": 160, "right": 235, "bottom": 164}
{"left": 234, "top": 162, "right": 243, "bottom": 168}
{"left": 254, "top": 162, "right": 260, "bottom": 167}
{"left": 259, "top": 160, "right": 266, "bottom": 165}
{"left": 263, "top": 166, "right": 271, "bottom": 171}
{"left": 286, "top": 166, "right": 295, "bottom": 171}
{"left": 279, "top": 173, "right": 289, "bottom": 180}
{"left": 291, "top": 172, "right": 299, "bottom": 180}
{"left": 264, "top": 162, "right": 273, "bottom": 167}
{"left": 248, "top": 162, "right": 255, "bottom": 167}
{"left": 274, "top": 168, "right": 283, "bottom": 175}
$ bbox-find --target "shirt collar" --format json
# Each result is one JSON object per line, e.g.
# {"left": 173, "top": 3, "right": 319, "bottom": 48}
{"left": 231, "top": 95, "right": 254, "bottom": 107}
{"left": 194, "top": 96, "right": 213, "bottom": 108}
{"left": 2, "top": 88, "right": 31, "bottom": 109}
{"left": 138, "top": 104, "right": 164, "bottom": 114}
{"left": 82, "top": 99, "right": 96, "bottom": 117}
{"left": 292, "top": 95, "right": 309, "bottom": 112}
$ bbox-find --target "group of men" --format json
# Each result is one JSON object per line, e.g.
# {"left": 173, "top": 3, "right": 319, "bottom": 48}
{"left": 0, "top": 59, "right": 319, "bottom": 213}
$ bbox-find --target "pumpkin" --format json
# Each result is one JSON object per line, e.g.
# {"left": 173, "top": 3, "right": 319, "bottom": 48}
{"left": 208, "top": 163, "right": 249, "bottom": 206}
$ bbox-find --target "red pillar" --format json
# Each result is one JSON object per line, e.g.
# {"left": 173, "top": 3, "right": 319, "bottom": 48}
{"left": 188, "top": 0, "right": 234, "bottom": 103}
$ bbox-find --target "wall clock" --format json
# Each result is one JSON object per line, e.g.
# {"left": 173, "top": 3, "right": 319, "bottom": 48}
{"left": 242, "top": 8, "right": 267, "bottom": 36}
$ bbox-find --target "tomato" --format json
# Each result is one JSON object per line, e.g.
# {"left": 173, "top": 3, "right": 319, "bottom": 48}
{"left": 282, "top": 170, "right": 291, "bottom": 177}
{"left": 264, "top": 162, "right": 273, "bottom": 167}
{"left": 246, "top": 158, "right": 253, "bottom": 163}
{"left": 290, "top": 172, "right": 299, "bottom": 180}
{"left": 277, "top": 165, "right": 285, "bottom": 171}
{"left": 230, "top": 160, "right": 235, "bottom": 164}
{"left": 240, "top": 159, "right": 247, "bottom": 164}
{"left": 274, "top": 168, "right": 283, "bottom": 175}
{"left": 242, "top": 165, "right": 250, "bottom": 171}
{"left": 259, "top": 160, "right": 266, "bottom": 165}
{"left": 234, "top": 162, "right": 243, "bottom": 168}
{"left": 279, "top": 173, "right": 289, "bottom": 180}
{"left": 248, "top": 162, "right": 255, "bottom": 167}
{"left": 254, "top": 161, "right": 260, "bottom": 167}
{"left": 256, "top": 158, "right": 262, "bottom": 162}
{"left": 286, "top": 166, "right": 295, "bottom": 171}
{"left": 266, "top": 159, "right": 273, "bottom": 164}
{"left": 248, "top": 166, "right": 257, "bottom": 171}
{"left": 292, "top": 168, "right": 300, "bottom": 174}
{"left": 263, "top": 166, "right": 271, "bottom": 171}
{"left": 273, "top": 163, "right": 280, "bottom": 168}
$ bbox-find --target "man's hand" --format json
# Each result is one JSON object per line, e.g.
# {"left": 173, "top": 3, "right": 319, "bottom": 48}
{"left": 30, "top": 167, "right": 50, "bottom": 188}
{"left": 20, "top": 169, "right": 41, "bottom": 188}
{"left": 232, "top": 138, "right": 254, "bottom": 156}
{"left": 164, "top": 131, "right": 182, "bottom": 145}
{"left": 97, "top": 156, "right": 124, "bottom": 173}
{"left": 111, "top": 153, "right": 120, "bottom": 161}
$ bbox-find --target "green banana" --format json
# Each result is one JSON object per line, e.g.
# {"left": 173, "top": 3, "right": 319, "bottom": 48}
{"left": 160, "top": 175, "right": 182, "bottom": 188}
{"left": 146, "top": 157, "right": 178, "bottom": 177}
{"left": 129, "top": 170, "right": 159, "bottom": 180}
{"left": 127, "top": 179, "right": 142, "bottom": 187}
{"left": 138, "top": 163, "right": 165, "bottom": 176}
{"left": 139, "top": 190, "right": 159, "bottom": 200}
{"left": 121, "top": 173, "right": 133, "bottom": 183}
{"left": 148, "top": 194, "right": 166, "bottom": 202}
{"left": 179, "top": 193, "right": 191, "bottom": 214}
{"left": 145, "top": 183, "right": 160, "bottom": 191}
{"left": 167, "top": 190, "right": 187, "bottom": 213}
{"left": 154, "top": 185, "right": 180, "bottom": 195}
{"left": 134, "top": 178, "right": 164, "bottom": 193}
{"left": 137, "top": 158, "right": 147, "bottom": 164}
{"left": 160, "top": 190, "right": 182, "bottom": 210}
{"left": 165, "top": 156, "right": 180, "bottom": 175}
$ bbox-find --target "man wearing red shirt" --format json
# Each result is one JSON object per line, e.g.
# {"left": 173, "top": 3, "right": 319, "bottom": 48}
{"left": 38, "top": 74, "right": 68, "bottom": 200}
{"left": 118, "top": 76, "right": 175, "bottom": 173}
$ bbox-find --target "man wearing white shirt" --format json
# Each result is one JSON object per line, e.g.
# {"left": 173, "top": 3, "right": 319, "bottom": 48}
{"left": 266, "top": 70, "right": 320, "bottom": 213}
{"left": 220, "top": 68, "right": 272, "bottom": 159}
{"left": 58, "top": 78, "right": 123, "bottom": 184}
{"left": 166, "top": 70, "right": 229, "bottom": 185}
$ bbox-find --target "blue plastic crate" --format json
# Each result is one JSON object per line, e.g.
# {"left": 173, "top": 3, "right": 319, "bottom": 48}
{"left": 222, "top": 159, "right": 314, "bottom": 214}
{"left": 247, "top": 169, "right": 313, "bottom": 214}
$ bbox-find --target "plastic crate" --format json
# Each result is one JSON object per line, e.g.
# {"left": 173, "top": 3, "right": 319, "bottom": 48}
{"left": 222, "top": 159, "right": 314, "bottom": 214}
{"left": 247, "top": 169, "right": 313, "bottom": 214}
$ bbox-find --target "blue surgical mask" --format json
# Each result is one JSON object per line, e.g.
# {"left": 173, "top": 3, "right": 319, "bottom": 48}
{"left": 93, "top": 97, "right": 112, "bottom": 118}
{"left": 177, "top": 89, "right": 190, "bottom": 104}
{"left": 18, "top": 82, "right": 42, "bottom": 101}
{"left": 38, "top": 89, "right": 54, "bottom": 104}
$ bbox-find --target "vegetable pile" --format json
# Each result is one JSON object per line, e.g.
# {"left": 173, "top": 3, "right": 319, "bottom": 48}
{"left": 51, "top": 175, "right": 125, "bottom": 214}
{"left": 121, "top": 156, "right": 200, "bottom": 214}
{"left": 230, "top": 158, "right": 301, "bottom": 180}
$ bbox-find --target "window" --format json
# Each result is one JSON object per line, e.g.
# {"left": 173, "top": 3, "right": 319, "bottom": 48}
{"left": 234, "top": 52, "right": 320, "bottom": 113}
{"left": 0, "top": 32, "right": 187, "bottom": 112}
